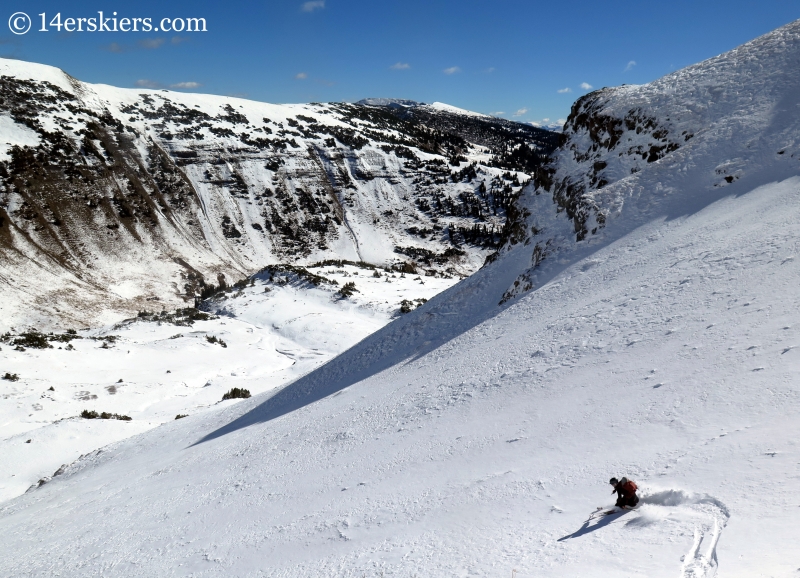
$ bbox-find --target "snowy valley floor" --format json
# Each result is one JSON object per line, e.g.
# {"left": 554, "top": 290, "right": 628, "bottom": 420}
{"left": 1, "top": 179, "right": 800, "bottom": 576}
{"left": 0, "top": 264, "right": 456, "bottom": 502}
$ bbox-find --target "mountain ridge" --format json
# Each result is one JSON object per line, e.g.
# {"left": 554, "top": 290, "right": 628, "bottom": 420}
{"left": 0, "top": 60, "right": 555, "bottom": 330}
{"left": 497, "top": 17, "right": 800, "bottom": 302}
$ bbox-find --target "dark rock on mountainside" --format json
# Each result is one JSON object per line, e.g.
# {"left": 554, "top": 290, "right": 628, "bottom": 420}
{"left": 364, "top": 100, "right": 561, "bottom": 174}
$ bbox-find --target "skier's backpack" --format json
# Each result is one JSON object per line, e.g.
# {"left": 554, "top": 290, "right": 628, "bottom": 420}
{"left": 622, "top": 479, "right": 638, "bottom": 495}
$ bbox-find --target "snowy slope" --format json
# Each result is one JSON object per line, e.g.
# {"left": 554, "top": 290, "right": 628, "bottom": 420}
{"left": 0, "top": 18, "right": 799, "bottom": 578}
{"left": 425, "top": 102, "right": 491, "bottom": 118}
{"left": 0, "top": 60, "right": 551, "bottom": 330}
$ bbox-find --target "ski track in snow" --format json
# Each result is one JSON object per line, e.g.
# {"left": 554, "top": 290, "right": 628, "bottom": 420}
{"left": 638, "top": 490, "right": 730, "bottom": 578}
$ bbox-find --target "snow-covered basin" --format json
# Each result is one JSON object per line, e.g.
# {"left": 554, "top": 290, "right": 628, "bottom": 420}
{"left": 0, "top": 175, "right": 798, "bottom": 576}
{"left": 0, "top": 265, "right": 456, "bottom": 502}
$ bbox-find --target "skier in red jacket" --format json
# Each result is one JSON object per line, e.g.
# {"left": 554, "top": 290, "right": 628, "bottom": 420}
{"left": 610, "top": 477, "right": 639, "bottom": 509}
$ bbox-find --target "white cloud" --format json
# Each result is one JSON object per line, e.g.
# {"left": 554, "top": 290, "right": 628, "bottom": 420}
{"left": 484, "top": 67, "right": 495, "bottom": 73}
{"left": 530, "top": 117, "right": 565, "bottom": 128}
{"left": 513, "top": 108, "right": 528, "bottom": 117}
{"left": 301, "top": 1, "right": 325, "bottom": 12}
{"left": 580, "top": 82, "right": 593, "bottom": 90}
{"left": 135, "top": 79, "right": 162, "bottom": 89}
{"left": 443, "top": 66, "right": 461, "bottom": 75}
{"left": 137, "top": 38, "right": 165, "bottom": 50}
{"left": 295, "top": 72, "right": 308, "bottom": 80}
{"left": 557, "top": 87, "right": 572, "bottom": 93}
{"left": 390, "top": 62, "right": 410, "bottom": 70}
{"left": 103, "top": 42, "right": 125, "bottom": 53}
{"left": 489, "top": 111, "right": 504, "bottom": 116}
{"left": 170, "top": 82, "right": 201, "bottom": 90}
{"left": 624, "top": 60, "right": 636, "bottom": 72}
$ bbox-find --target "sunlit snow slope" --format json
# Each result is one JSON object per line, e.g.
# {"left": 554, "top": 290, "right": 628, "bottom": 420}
{"left": 1, "top": 19, "right": 800, "bottom": 578}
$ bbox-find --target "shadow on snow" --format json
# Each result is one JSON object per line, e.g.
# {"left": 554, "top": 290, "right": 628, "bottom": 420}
{"left": 191, "top": 170, "right": 797, "bottom": 447}
{"left": 557, "top": 510, "right": 630, "bottom": 541}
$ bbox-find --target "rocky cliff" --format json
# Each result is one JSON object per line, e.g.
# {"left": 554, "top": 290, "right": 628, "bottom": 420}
{"left": 498, "top": 18, "right": 800, "bottom": 302}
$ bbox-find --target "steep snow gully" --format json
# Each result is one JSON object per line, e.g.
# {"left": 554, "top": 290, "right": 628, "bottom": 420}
{"left": 1, "top": 18, "right": 800, "bottom": 578}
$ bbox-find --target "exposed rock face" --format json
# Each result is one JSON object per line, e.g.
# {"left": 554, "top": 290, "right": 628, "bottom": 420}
{"left": 544, "top": 90, "right": 685, "bottom": 241}
{"left": 497, "top": 19, "right": 800, "bottom": 303}
{"left": 0, "top": 59, "right": 556, "bottom": 329}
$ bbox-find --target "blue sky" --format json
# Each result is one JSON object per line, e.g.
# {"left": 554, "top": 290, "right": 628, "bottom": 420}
{"left": 2, "top": 1, "right": 798, "bottom": 125}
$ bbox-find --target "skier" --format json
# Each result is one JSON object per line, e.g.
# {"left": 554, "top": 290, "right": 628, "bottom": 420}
{"left": 609, "top": 476, "right": 639, "bottom": 509}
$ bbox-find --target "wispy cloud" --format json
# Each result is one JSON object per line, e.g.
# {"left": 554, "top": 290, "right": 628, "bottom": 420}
{"left": 135, "top": 79, "right": 201, "bottom": 90}
{"left": 557, "top": 87, "right": 572, "bottom": 93}
{"left": 624, "top": 60, "right": 636, "bottom": 72}
{"left": 301, "top": 0, "right": 325, "bottom": 12}
{"left": 103, "top": 42, "right": 126, "bottom": 53}
{"left": 295, "top": 72, "right": 308, "bottom": 80}
{"left": 103, "top": 37, "right": 173, "bottom": 53}
{"left": 138, "top": 38, "right": 165, "bottom": 50}
{"left": 489, "top": 111, "right": 504, "bottom": 116}
{"left": 170, "top": 82, "right": 201, "bottom": 90}
{"left": 390, "top": 62, "right": 410, "bottom": 70}
{"left": 0, "top": 37, "right": 22, "bottom": 59}
{"left": 530, "top": 117, "right": 566, "bottom": 128}
{"left": 135, "top": 79, "right": 162, "bottom": 89}
{"left": 513, "top": 108, "right": 528, "bottom": 117}
{"left": 443, "top": 66, "right": 461, "bottom": 75}
{"left": 483, "top": 67, "right": 496, "bottom": 74}
{"left": 580, "top": 82, "right": 593, "bottom": 90}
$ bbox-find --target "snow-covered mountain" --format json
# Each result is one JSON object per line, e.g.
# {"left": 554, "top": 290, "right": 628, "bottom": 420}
{"left": 355, "top": 98, "right": 423, "bottom": 108}
{"left": 0, "top": 60, "right": 555, "bottom": 330}
{"left": 368, "top": 98, "right": 555, "bottom": 172}
{"left": 499, "top": 19, "right": 800, "bottom": 303}
{"left": 1, "top": 19, "right": 800, "bottom": 578}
